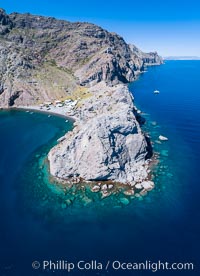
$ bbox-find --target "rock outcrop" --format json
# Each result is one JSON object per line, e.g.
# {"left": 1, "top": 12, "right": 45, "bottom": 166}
{"left": 48, "top": 83, "right": 151, "bottom": 184}
{"left": 0, "top": 10, "right": 163, "bottom": 185}
{"left": 0, "top": 8, "right": 13, "bottom": 34}
{"left": 129, "top": 44, "right": 163, "bottom": 66}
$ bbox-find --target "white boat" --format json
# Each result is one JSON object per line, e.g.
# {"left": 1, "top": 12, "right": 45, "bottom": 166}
{"left": 154, "top": 90, "right": 160, "bottom": 94}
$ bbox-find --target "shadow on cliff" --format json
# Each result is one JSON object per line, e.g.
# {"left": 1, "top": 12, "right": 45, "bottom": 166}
{"left": 135, "top": 112, "right": 153, "bottom": 159}
{"left": 135, "top": 114, "right": 146, "bottom": 125}
{"left": 145, "top": 135, "right": 153, "bottom": 159}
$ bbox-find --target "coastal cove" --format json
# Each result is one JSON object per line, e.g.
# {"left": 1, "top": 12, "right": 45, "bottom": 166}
{"left": 0, "top": 60, "right": 199, "bottom": 275}
{"left": 0, "top": 9, "right": 162, "bottom": 204}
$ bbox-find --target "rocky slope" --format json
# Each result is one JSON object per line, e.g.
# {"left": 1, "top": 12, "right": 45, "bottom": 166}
{"left": 0, "top": 8, "right": 162, "bottom": 107}
{"left": 0, "top": 8, "right": 163, "bottom": 186}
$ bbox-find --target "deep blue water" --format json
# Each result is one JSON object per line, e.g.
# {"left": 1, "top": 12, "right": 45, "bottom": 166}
{"left": 0, "top": 61, "right": 199, "bottom": 276}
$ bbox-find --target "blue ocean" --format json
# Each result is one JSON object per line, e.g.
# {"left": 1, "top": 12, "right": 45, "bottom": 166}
{"left": 0, "top": 60, "right": 199, "bottom": 275}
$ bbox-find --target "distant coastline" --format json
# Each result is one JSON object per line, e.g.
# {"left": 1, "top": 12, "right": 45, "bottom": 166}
{"left": 164, "top": 56, "right": 200, "bottom": 60}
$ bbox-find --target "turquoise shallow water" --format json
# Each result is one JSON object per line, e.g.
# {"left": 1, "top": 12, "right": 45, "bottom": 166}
{"left": 0, "top": 61, "right": 200, "bottom": 275}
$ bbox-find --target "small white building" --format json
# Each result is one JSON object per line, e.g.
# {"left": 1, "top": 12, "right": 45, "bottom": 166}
{"left": 64, "top": 99, "right": 72, "bottom": 104}
{"left": 70, "top": 100, "right": 78, "bottom": 106}
{"left": 55, "top": 100, "right": 62, "bottom": 104}
{"left": 56, "top": 103, "right": 63, "bottom": 107}
{"left": 44, "top": 101, "right": 52, "bottom": 106}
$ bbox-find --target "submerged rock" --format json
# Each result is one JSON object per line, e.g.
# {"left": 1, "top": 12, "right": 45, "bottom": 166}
{"left": 123, "top": 189, "right": 135, "bottom": 196}
{"left": 61, "top": 203, "right": 67, "bottom": 209}
{"left": 101, "top": 191, "right": 112, "bottom": 199}
{"left": 119, "top": 197, "right": 130, "bottom": 205}
{"left": 160, "top": 150, "right": 169, "bottom": 157}
{"left": 167, "top": 172, "right": 173, "bottom": 177}
{"left": 140, "top": 189, "right": 148, "bottom": 196}
{"left": 82, "top": 196, "right": 93, "bottom": 206}
{"left": 65, "top": 199, "right": 72, "bottom": 206}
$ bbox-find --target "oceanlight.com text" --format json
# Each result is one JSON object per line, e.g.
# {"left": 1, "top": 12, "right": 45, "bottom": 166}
{"left": 32, "top": 259, "right": 195, "bottom": 273}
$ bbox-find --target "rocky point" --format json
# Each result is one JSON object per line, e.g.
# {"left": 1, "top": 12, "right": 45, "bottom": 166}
{"left": 0, "top": 9, "right": 163, "bottom": 189}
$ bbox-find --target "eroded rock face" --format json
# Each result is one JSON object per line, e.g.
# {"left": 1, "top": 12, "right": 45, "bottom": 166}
{"left": 0, "top": 10, "right": 162, "bottom": 107}
{"left": 48, "top": 84, "right": 149, "bottom": 184}
{"left": 129, "top": 44, "right": 163, "bottom": 65}
{"left": 0, "top": 8, "right": 13, "bottom": 34}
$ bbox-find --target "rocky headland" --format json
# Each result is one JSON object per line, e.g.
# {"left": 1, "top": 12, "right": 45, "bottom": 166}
{"left": 0, "top": 8, "right": 163, "bottom": 194}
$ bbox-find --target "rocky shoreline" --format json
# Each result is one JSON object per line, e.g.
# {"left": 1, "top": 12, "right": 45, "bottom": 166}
{"left": 0, "top": 9, "right": 163, "bottom": 197}
{"left": 9, "top": 81, "right": 157, "bottom": 198}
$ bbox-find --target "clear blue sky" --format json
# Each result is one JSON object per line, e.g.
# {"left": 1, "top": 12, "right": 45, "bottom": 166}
{"left": 1, "top": 0, "right": 200, "bottom": 56}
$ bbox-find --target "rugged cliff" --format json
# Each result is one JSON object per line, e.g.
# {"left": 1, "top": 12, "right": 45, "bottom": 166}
{"left": 129, "top": 44, "right": 162, "bottom": 65}
{"left": 0, "top": 8, "right": 162, "bottom": 186}
{"left": 0, "top": 9, "right": 162, "bottom": 107}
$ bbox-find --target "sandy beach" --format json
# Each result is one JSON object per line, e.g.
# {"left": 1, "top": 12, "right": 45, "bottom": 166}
{"left": 13, "top": 104, "right": 77, "bottom": 122}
